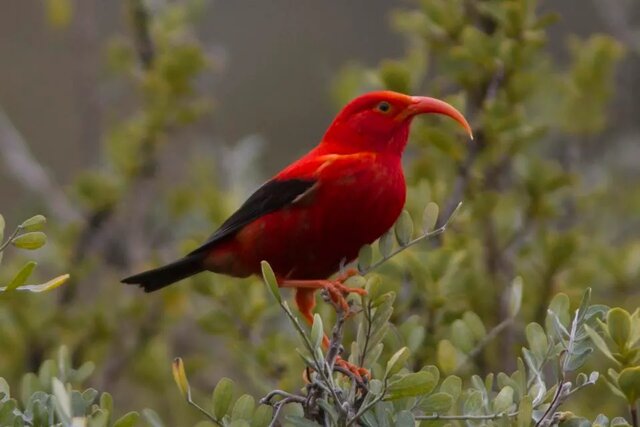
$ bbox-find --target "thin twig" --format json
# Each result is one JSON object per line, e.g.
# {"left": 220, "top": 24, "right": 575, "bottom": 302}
{"left": 416, "top": 411, "right": 518, "bottom": 421}
{"left": 455, "top": 316, "right": 514, "bottom": 373}
{"left": 0, "top": 225, "right": 22, "bottom": 253}
{"left": 360, "top": 201, "right": 463, "bottom": 275}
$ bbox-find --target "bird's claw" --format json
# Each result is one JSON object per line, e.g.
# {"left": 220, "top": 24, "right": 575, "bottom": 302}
{"left": 335, "top": 356, "right": 370, "bottom": 380}
{"left": 322, "top": 274, "right": 367, "bottom": 314}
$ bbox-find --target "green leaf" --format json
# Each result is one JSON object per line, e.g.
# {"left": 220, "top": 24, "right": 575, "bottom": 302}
{"left": 422, "top": 202, "right": 439, "bottom": 232}
{"left": 508, "top": 277, "right": 523, "bottom": 318}
{"left": 212, "top": 378, "right": 234, "bottom": 419}
{"left": 584, "top": 324, "right": 619, "bottom": 365}
{"left": 394, "top": 210, "right": 413, "bottom": 246}
{"left": 525, "top": 322, "right": 548, "bottom": 359}
{"left": 358, "top": 244, "right": 373, "bottom": 271}
{"left": 463, "top": 390, "right": 483, "bottom": 415}
{"left": 395, "top": 411, "right": 415, "bottom": 426}
{"left": 437, "top": 340, "right": 459, "bottom": 374}
{"left": 384, "top": 371, "right": 437, "bottom": 400}
{"left": 52, "top": 378, "right": 71, "bottom": 422}
{"left": 260, "top": 261, "right": 281, "bottom": 303}
{"left": 1, "top": 274, "right": 69, "bottom": 293}
{"left": 419, "top": 392, "right": 453, "bottom": 413}
{"left": 607, "top": 308, "right": 631, "bottom": 349}
{"left": 440, "top": 375, "right": 462, "bottom": 402}
{"left": 20, "top": 215, "right": 46, "bottom": 232}
{"left": 463, "top": 311, "right": 487, "bottom": 341}
{"left": 451, "top": 319, "right": 475, "bottom": 353}
{"left": 0, "top": 214, "right": 5, "bottom": 243}
{"left": 517, "top": 395, "right": 532, "bottom": 427}
{"left": 142, "top": 408, "right": 164, "bottom": 427}
{"left": 231, "top": 394, "right": 255, "bottom": 421}
{"left": 492, "top": 386, "right": 514, "bottom": 413}
{"left": 385, "top": 347, "right": 410, "bottom": 378}
{"left": 310, "top": 314, "right": 324, "bottom": 350}
{"left": 610, "top": 417, "right": 632, "bottom": 427}
{"left": 252, "top": 404, "right": 273, "bottom": 427}
{"left": 618, "top": 366, "right": 640, "bottom": 404}
{"left": 6, "top": 261, "right": 37, "bottom": 291}
{"left": 113, "top": 412, "right": 140, "bottom": 427}
{"left": 378, "top": 229, "right": 394, "bottom": 258}
{"left": 11, "top": 232, "right": 47, "bottom": 250}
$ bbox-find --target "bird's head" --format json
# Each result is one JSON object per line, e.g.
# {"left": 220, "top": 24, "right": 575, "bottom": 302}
{"left": 322, "top": 91, "right": 473, "bottom": 155}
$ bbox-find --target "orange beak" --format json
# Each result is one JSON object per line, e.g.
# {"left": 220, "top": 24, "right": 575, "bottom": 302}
{"left": 407, "top": 96, "right": 474, "bottom": 140}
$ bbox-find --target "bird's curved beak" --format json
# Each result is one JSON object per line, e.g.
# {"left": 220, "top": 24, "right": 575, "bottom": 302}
{"left": 407, "top": 96, "right": 474, "bottom": 140}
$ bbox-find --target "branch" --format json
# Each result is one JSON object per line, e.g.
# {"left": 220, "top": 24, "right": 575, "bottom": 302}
{"left": 416, "top": 411, "right": 519, "bottom": 421}
{"left": 359, "top": 201, "right": 463, "bottom": 275}
{"left": 0, "top": 107, "right": 81, "bottom": 223}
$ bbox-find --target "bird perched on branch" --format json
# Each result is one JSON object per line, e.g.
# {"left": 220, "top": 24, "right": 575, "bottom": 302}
{"left": 123, "top": 90, "right": 472, "bottom": 376}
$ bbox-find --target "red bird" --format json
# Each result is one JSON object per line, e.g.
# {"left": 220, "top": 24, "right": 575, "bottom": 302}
{"left": 123, "top": 91, "right": 471, "bottom": 373}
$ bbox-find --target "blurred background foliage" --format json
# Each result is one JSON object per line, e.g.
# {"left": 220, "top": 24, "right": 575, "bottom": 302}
{"left": 0, "top": 0, "right": 639, "bottom": 425}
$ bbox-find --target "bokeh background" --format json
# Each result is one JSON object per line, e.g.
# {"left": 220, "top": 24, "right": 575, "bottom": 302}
{"left": 1, "top": 0, "right": 639, "bottom": 425}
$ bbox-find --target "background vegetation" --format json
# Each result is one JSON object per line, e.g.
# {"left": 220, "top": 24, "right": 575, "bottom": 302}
{"left": 0, "top": 0, "right": 639, "bottom": 425}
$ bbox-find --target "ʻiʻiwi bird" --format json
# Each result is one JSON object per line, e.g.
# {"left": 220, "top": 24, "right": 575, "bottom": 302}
{"left": 122, "top": 90, "right": 472, "bottom": 376}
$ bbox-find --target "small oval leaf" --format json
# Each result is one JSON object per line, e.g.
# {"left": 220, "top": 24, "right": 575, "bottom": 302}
{"left": 394, "top": 210, "right": 413, "bottom": 246}
{"left": 11, "top": 232, "right": 47, "bottom": 250}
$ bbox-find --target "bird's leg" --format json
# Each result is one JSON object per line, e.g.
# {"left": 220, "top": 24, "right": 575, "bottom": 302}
{"left": 291, "top": 287, "right": 370, "bottom": 380}
{"left": 280, "top": 270, "right": 366, "bottom": 314}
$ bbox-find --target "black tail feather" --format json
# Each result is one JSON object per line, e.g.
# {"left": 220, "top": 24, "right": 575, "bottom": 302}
{"left": 122, "top": 254, "right": 205, "bottom": 292}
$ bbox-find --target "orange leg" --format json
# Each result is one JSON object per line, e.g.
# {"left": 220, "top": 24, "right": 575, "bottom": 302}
{"left": 285, "top": 274, "right": 370, "bottom": 380}
{"left": 280, "top": 269, "right": 366, "bottom": 313}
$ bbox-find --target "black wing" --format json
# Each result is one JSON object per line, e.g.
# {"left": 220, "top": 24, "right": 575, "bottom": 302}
{"left": 188, "top": 178, "right": 316, "bottom": 255}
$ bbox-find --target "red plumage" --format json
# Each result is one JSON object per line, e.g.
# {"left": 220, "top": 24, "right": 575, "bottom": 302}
{"left": 124, "top": 91, "right": 469, "bottom": 311}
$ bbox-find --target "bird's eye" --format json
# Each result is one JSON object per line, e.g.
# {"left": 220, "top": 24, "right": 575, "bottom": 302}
{"left": 375, "top": 101, "right": 392, "bottom": 113}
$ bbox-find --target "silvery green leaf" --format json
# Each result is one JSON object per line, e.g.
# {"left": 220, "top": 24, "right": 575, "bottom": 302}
{"left": 384, "top": 371, "right": 437, "bottom": 400}
{"left": 0, "top": 214, "right": 5, "bottom": 242}
{"left": 11, "top": 232, "right": 47, "bottom": 250}
{"left": 439, "top": 375, "right": 462, "bottom": 402}
{"left": 260, "top": 261, "right": 281, "bottom": 303}
{"left": 394, "top": 210, "right": 413, "bottom": 246}
{"left": 517, "top": 395, "right": 532, "bottom": 427}
{"left": 310, "top": 314, "right": 324, "bottom": 350}
{"left": 422, "top": 202, "right": 439, "bottom": 232}
{"left": 463, "top": 389, "right": 483, "bottom": 415}
{"left": 525, "top": 322, "right": 548, "bottom": 360}
{"left": 492, "top": 386, "right": 514, "bottom": 413}
{"left": 419, "top": 392, "right": 453, "bottom": 413}
{"left": 385, "top": 347, "right": 410, "bottom": 378}
{"left": 212, "top": 377, "right": 234, "bottom": 419}
{"left": 358, "top": 244, "right": 373, "bottom": 271}
{"left": 113, "top": 412, "right": 140, "bottom": 427}
{"left": 142, "top": 409, "right": 164, "bottom": 427}
{"left": 378, "top": 229, "right": 394, "bottom": 258}
{"left": 231, "top": 394, "right": 255, "bottom": 421}
{"left": 451, "top": 319, "right": 475, "bottom": 353}
{"left": 508, "top": 277, "right": 523, "bottom": 318}
{"left": 20, "top": 215, "right": 46, "bottom": 232}
{"left": 463, "top": 311, "right": 487, "bottom": 340}
{"left": 607, "top": 308, "right": 631, "bottom": 349}
{"left": 6, "top": 261, "right": 37, "bottom": 291}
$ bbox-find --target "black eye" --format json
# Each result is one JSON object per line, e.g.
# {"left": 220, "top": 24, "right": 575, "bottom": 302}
{"left": 376, "top": 101, "right": 391, "bottom": 113}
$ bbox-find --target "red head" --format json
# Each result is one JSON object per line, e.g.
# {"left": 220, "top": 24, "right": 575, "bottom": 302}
{"left": 322, "top": 91, "right": 473, "bottom": 155}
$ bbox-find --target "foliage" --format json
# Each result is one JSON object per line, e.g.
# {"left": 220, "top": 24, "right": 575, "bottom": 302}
{"left": 0, "top": 347, "right": 156, "bottom": 427}
{"left": 0, "top": 0, "right": 638, "bottom": 426}
{"left": 0, "top": 213, "right": 69, "bottom": 292}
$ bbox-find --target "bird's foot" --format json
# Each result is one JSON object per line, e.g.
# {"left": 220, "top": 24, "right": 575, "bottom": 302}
{"left": 335, "top": 356, "right": 370, "bottom": 380}
{"left": 321, "top": 277, "right": 367, "bottom": 314}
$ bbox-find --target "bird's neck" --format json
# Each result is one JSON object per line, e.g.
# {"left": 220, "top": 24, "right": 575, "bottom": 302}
{"left": 320, "top": 121, "right": 411, "bottom": 156}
